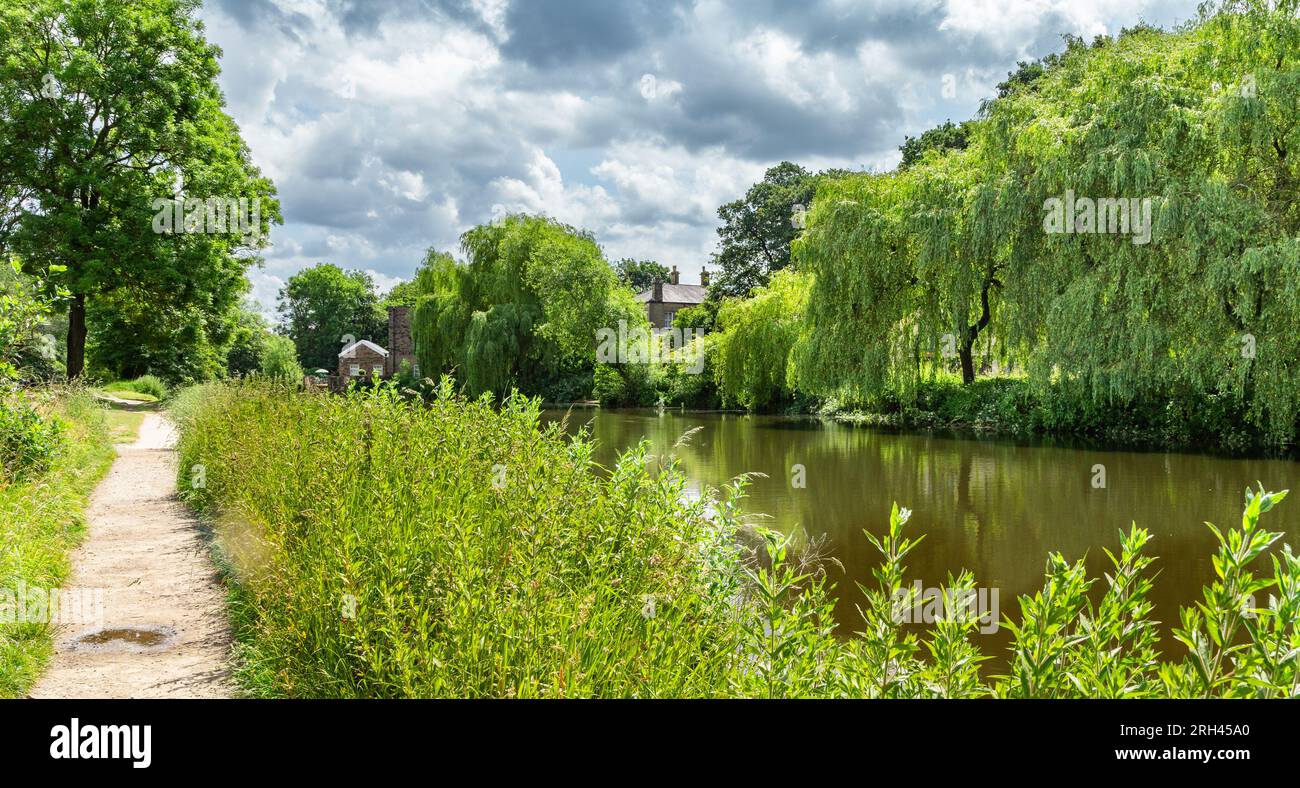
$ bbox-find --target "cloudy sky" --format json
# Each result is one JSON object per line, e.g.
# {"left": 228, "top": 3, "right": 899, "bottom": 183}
{"left": 199, "top": 0, "right": 1199, "bottom": 314}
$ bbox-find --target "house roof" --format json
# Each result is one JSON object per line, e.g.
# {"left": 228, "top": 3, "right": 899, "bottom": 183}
{"left": 338, "top": 339, "right": 389, "bottom": 358}
{"left": 635, "top": 283, "right": 708, "bottom": 305}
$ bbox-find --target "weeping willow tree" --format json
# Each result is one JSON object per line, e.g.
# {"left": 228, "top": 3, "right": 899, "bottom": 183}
{"left": 982, "top": 0, "right": 1300, "bottom": 441}
{"left": 712, "top": 269, "right": 810, "bottom": 409}
{"left": 791, "top": 142, "right": 1017, "bottom": 400}
{"left": 789, "top": 172, "right": 915, "bottom": 403}
{"left": 794, "top": 0, "right": 1300, "bottom": 442}
{"left": 411, "top": 215, "right": 644, "bottom": 398}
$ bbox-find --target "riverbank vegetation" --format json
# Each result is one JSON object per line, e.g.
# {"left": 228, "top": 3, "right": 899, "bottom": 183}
{"left": 7, "top": 2, "right": 1291, "bottom": 457}
{"left": 176, "top": 381, "right": 1300, "bottom": 698}
{"left": 368, "top": 3, "right": 1300, "bottom": 454}
{"left": 0, "top": 388, "right": 118, "bottom": 697}
{"left": 701, "top": 1, "right": 1300, "bottom": 452}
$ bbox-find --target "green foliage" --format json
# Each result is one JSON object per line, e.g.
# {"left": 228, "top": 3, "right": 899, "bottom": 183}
{"left": 175, "top": 381, "right": 1300, "bottom": 698}
{"left": 0, "top": 389, "right": 115, "bottom": 696}
{"left": 0, "top": 394, "right": 64, "bottom": 484}
{"left": 176, "top": 380, "right": 745, "bottom": 698}
{"left": 411, "top": 217, "right": 644, "bottom": 399}
{"left": 710, "top": 162, "right": 820, "bottom": 299}
{"left": 0, "top": 0, "right": 281, "bottom": 378}
{"left": 613, "top": 258, "right": 670, "bottom": 292}
{"left": 898, "top": 120, "right": 971, "bottom": 170}
{"left": 259, "top": 335, "right": 303, "bottom": 382}
{"left": 794, "top": 2, "right": 1300, "bottom": 445}
{"left": 656, "top": 337, "right": 719, "bottom": 409}
{"left": 225, "top": 302, "right": 270, "bottom": 377}
{"left": 1171, "top": 486, "right": 1290, "bottom": 697}
{"left": 592, "top": 364, "right": 627, "bottom": 405}
{"left": 0, "top": 261, "right": 60, "bottom": 381}
{"left": 278, "top": 264, "right": 385, "bottom": 372}
{"left": 380, "top": 279, "right": 421, "bottom": 308}
{"left": 714, "top": 269, "right": 809, "bottom": 410}
{"left": 126, "top": 374, "right": 168, "bottom": 400}
{"left": 671, "top": 302, "right": 716, "bottom": 333}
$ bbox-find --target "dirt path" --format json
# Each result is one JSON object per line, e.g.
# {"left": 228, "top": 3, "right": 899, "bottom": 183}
{"left": 30, "top": 413, "right": 234, "bottom": 699}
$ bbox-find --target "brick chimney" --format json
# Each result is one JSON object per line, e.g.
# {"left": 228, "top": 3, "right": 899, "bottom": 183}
{"left": 669, "top": 265, "right": 680, "bottom": 285}
{"left": 652, "top": 279, "right": 663, "bottom": 301}
{"left": 386, "top": 305, "right": 414, "bottom": 376}
{"left": 700, "top": 267, "right": 710, "bottom": 287}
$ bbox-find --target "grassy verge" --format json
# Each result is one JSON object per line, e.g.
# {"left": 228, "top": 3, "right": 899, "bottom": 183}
{"left": 105, "top": 410, "right": 145, "bottom": 442}
{"left": 176, "top": 380, "right": 1300, "bottom": 698}
{"left": 100, "top": 388, "right": 158, "bottom": 403}
{"left": 0, "top": 389, "right": 119, "bottom": 697}
{"left": 174, "top": 380, "right": 744, "bottom": 698}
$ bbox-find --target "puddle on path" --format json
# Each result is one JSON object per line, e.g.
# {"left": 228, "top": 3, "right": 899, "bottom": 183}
{"left": 75, "top": 627, "right": 173, "bottom": 649}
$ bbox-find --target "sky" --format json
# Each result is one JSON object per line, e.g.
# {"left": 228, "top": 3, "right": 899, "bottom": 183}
{"left": 198, "top": 0, "right": 1200, "bottom": 315}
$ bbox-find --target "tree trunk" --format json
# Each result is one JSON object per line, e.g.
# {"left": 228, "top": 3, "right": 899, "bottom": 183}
{"left": 959, "top": 264, "right": 997, "bottom": 385}
{"left": 67, "top": 293, "right": 87, "bottom": 379}
{"left": 958, "top": 343, "right": 976, "bottom": 385}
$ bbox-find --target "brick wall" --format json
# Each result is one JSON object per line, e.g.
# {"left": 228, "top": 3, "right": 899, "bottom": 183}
{"left": 339, "top": 345, "right": 387, "bottom": 380}
{"left": 386, "top": 306, "right": 417, "bottom": 376}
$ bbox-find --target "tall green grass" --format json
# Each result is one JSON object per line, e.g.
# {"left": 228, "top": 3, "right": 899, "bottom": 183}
{"left": 102, "top": 374, "right": 169, "bottom": 402}
{"left": 176, "top": 380, "right": 1300, "bottom": 698}
{"left": 0, "top": 388, "right": 116, "bottom": 697}
{"left": 176, "top": 379, "right": 746, "bottom": 697}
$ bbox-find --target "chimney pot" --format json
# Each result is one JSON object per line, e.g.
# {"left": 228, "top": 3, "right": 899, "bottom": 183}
{"left": 652, "top": 279, "right": 663, "bottom": 301}
{"left": 669, "top": 265, "right": 680, "bottom": 285}
{"left": 700, "top": 267, "right": 710, "bottom": 287}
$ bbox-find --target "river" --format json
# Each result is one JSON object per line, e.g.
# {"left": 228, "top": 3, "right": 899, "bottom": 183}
{"left": 544, "top": 407, "right": 1300, "bottom": 663}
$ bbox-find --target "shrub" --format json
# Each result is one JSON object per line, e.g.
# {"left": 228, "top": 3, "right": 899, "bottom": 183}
{"left": 260, "top": 335, "right": 303, "bottom": 382}
{"left": 0, "top": 395, "right": 64, "bottom": 484}
{"left": 128, "top": 374, "right": 169, "bottom": 400}
{"left": 591, "top": 364, "right": 626, "bottom": 405}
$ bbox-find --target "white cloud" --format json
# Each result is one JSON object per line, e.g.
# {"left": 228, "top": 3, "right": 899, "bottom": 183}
{"left": 200, "top": 0, "right": 1197, "bottom": 290}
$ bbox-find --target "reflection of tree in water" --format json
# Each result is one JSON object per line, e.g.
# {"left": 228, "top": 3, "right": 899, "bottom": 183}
{"left": 541, "top": 409, "right": 1300, "bottom": 664}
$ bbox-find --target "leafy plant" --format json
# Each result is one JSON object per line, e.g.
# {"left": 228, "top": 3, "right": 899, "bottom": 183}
{"left": 0, "top": 395, "right": 64, "bottom": 484}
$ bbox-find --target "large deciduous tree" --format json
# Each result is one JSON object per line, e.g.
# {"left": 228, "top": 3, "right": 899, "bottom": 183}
{"left": 613, "top": 258, "right": 669, "bottom": 292}
{"left": 0, "top": 0, "right": 279, "bottom": 378}
{"left": 277, "top": 264, "right": 386, "bottom": 372}
{"left": 709, "top": 162, "right": 819, "bottom": 299}
{"left": 793, "top": 1, "right": 1300, "bottom": 442}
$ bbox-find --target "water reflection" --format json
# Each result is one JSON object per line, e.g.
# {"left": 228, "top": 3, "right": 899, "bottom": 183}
{"left": 545, "top": 408, "right": 1300, "bottom": 665}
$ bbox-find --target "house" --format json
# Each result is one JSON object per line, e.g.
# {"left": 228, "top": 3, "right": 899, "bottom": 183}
{"left": 635, "top": 265, "right": 709, "bottom": 329}
{"left": 338, "top": 339, "right": 388, "bottom": 380}
{"left": 332, "top": 306, "right": 419, "bottom": 388}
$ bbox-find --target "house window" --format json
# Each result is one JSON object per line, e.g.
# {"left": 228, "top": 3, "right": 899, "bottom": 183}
{"left": 662, "top": 310, "right": 675, "bottom": 328}
{"left": 373, "top": 365, "right": 384, "bottom": 376}
{"left": 349, "top": 364, "right": 361, "bottom": 377}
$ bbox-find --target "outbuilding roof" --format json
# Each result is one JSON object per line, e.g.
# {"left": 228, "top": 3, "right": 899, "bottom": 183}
{"left": 338, "top": 339, "right": 389, "bottom": 358}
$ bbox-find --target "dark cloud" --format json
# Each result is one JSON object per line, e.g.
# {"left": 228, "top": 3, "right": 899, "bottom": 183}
{"left": 209, "top": 0, "right": 315, "bottom": 42}
{"left": 323, "top": 0, "right": 495, "bottom": 37}
{"left": 499, "top": 0, "right": 690, "bottom": 67}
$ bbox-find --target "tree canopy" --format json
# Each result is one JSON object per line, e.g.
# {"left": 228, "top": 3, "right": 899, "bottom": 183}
{"left": 0, "top": 0, "right": 280, "bottom": 378}
{"left": 613, "top": 258, "right": 670, "bottom": 292}
{"left": 787, "top": 0, "right": 1300, "bottom": 442}
{"left": 411, "top": 215, "right": 645, "bottom": 399}
{"left": 278, "top": 264, "right": 386, "bottom": 372}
